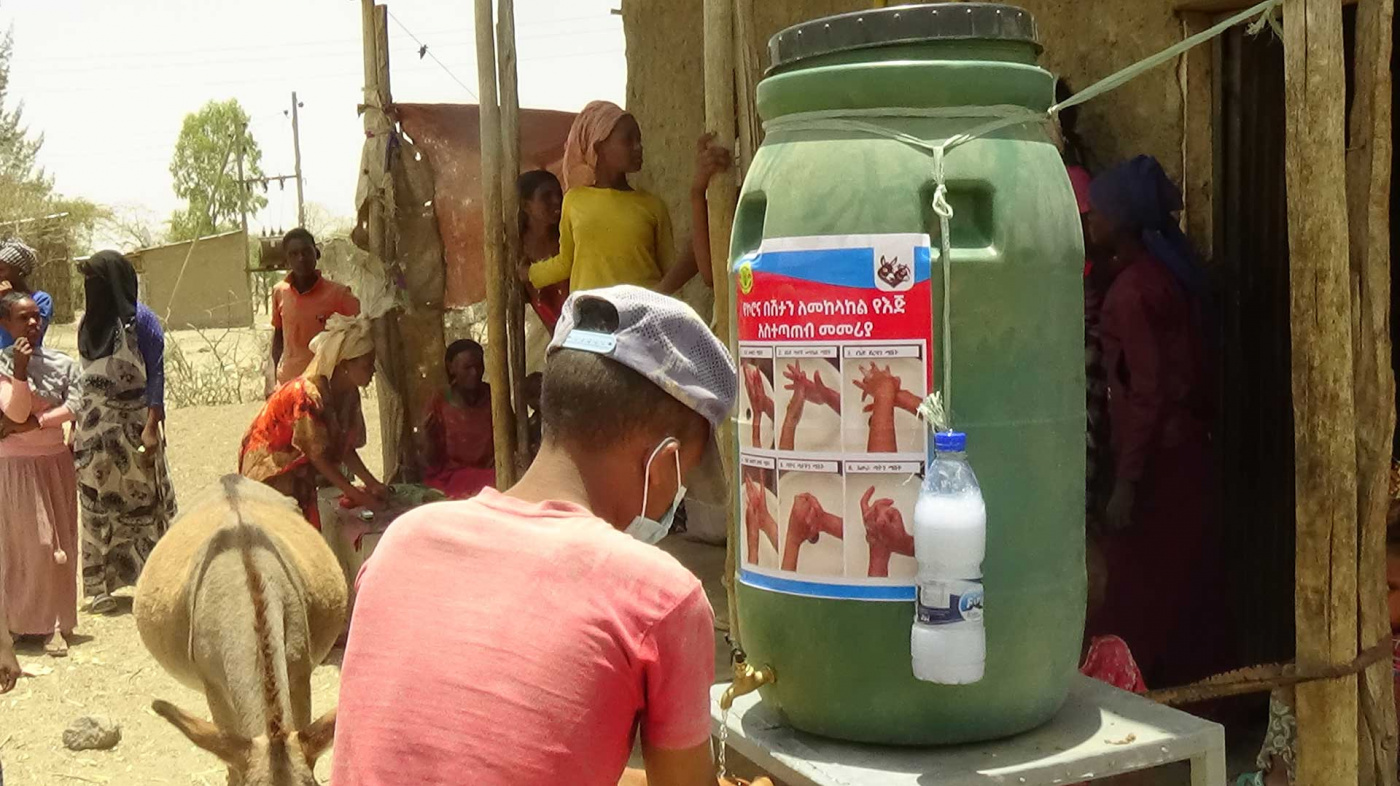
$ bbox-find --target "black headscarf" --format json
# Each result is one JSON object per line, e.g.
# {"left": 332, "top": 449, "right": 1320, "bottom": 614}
{"left": 78, "top": 250, "right": 139, "bottom": 362}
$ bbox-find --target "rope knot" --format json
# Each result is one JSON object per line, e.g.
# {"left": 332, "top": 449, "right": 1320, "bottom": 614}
{"left": 931, "top": 184, "right": 954, "bottom": 220}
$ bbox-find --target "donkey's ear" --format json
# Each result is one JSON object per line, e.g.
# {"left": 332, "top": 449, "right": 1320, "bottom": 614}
{"left": 153, "top": 699, "right": 249, "bottom": 765}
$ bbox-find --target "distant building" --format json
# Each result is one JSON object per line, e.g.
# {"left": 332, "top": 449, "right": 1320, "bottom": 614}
{"left": 127, "top": 230, "right": 253, "bottom": 329}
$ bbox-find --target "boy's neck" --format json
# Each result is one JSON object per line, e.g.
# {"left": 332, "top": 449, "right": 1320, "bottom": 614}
{"left": 291, "top": 271, "right": 320, "bottom": 293}
{"left": 507, "top": 442, "right": 629, "bottom": 530}
{"left": 508, "top": 445, "right": 593, "bottom": 509}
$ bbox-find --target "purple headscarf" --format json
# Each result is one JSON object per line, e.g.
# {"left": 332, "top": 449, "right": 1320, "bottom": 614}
{"left": 1089, "top": 155, "right": 1204, "bottom": 295}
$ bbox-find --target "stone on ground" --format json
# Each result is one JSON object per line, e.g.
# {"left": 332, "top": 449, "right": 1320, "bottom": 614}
{"left": 61, "top": 715, "right": 122, "bottom": 751}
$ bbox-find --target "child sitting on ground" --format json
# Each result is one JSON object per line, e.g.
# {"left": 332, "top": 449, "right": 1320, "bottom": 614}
{"left": 419, "top": 339, "right": 495, "bottom": 499}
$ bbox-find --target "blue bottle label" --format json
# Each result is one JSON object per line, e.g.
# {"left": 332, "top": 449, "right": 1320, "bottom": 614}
{"left": 916, "top": 579, "right": 984, "bottom": 625}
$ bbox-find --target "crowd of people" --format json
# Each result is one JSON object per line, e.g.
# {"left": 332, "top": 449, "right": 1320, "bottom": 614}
{"left": 0, "top": 99, "right": 766, "bottom": 786}
{"left": 0, "top": 246, "right": 176, "bottom": 665}
{"left": 0, "top": 89, "right": 1349, "bottom": 786}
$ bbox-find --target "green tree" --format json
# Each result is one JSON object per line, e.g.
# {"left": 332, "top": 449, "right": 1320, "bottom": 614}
{"left": 0, "top": 29, "right": 47, "bottom": 206}
{"left": 0, "top": 27, "right": 105, "bottom": 256}
{"left": 168, "top": 98, "right": 266, "bottom": 241}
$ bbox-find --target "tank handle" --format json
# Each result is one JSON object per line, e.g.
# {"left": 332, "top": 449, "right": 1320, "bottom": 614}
{"left": 767, "top": 108, "right": 1043, "bottom": 428}
{"left": 730, "top": 192, "right": 768, "bottom": 266}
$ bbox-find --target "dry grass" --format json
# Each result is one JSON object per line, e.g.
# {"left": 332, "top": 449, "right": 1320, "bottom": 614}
{"left": 44, "top": 322, "right": 269, "bottom": 411}
{"left": 163, "top": 328, "right": 266, "bottom": 409}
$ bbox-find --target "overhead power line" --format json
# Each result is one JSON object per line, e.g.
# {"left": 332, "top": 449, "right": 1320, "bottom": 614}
{"left": 386, "top": 10, "right": 478, "bottom": 100}
{"left": 23, "top": 16, "right": 612, "bottom": 64}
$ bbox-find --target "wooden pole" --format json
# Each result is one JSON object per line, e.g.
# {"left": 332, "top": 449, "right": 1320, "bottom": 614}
{"left": 291, "top": 91, "right": 305, "bottom": 229}
{"left": 1283, "top": 1, "right": 1359, "bottom": 783}
{"left": 704, "top": 0, "right": 740, "bottom": 642}
{"left": 362, "top": 0, "right": 409, "bottom": 479}
{"left": 360, "top": 0, "right": 385, "bottom": 261}
{"left": 733, "top": 0, "right": 760, "bottom": 174}
{"left": 376, "top": 3, "right": 412, "bottom": 479}
{"left": 476, "top": 0, "right": 519, "bottom": 487}
{"left": 1346, "top": 0, "right": 1397, "bottom": 782}
{"left": 498, "top": 0, "right": 529, "bottom": 478}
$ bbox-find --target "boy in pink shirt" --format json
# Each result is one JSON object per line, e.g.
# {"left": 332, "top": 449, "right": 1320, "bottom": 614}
{"left": 333, "top": 286, "right": 758, "bottom": 786}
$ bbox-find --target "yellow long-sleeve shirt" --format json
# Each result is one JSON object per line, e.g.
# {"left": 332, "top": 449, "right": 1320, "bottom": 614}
{"left": 528, "top": 186, "right": 675, "bottom": 292}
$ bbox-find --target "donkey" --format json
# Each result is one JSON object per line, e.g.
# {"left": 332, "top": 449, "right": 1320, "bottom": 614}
{"left": 134, "top": 475, "right": 348, "bottom": 785}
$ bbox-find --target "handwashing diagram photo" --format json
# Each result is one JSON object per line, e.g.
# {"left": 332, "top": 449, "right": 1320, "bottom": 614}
{"left": 738, "top": 356, "right": 775, "bottom": 450}
{"left": 841, "top": 348, "right": 927, "bottom": 456}
{"left": 776, "top": 465, "right": 845, "bottom": 578}
{"left": 773, "top": 355, "right": 843, "bottom": 454}
{"left": 843, "top": 469, "right": 921, "bottom": 580}
{"left": 740, "top": 464, "right": 780, "bottom": 569}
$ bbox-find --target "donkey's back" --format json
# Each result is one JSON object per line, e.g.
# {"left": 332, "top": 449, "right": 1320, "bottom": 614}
{"left": 134, "top": 476, "right": 347, "bottom": 695}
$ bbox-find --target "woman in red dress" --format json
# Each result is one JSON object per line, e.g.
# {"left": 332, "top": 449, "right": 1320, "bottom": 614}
{"left": 1083, "top": 156, "right": 1222, "bottom": 686}
{"left": 239, "top": 314, "right": 388, "bottom": 528}
{"left": 419, "top": 339, "right": 495, "bottom": 499}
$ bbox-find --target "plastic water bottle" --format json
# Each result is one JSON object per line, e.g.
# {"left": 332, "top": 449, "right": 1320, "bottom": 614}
{"left": 911, "top": 431, "right": 987, "bottom": 684}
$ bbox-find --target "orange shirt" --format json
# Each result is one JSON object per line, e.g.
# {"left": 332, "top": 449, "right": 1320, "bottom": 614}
{"left": 272, "top": 274, "right": 361, "bottom": 383}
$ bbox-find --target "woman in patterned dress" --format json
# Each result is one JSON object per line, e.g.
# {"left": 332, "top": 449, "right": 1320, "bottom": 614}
{"left": 73, "top": 251, "right": 176, "bottom": 615}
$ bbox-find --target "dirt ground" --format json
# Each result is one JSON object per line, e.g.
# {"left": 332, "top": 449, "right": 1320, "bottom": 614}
{"left": 1, "top": 322, "right": 738, "bottom": 786}
{"left": 1, "top": 324, "right": 384, "bottom": 785}
{"left": 3, "top": 324, "right": 1264, "bottom": 786}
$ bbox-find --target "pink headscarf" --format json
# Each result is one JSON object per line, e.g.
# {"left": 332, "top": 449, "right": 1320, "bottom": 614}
{"left": 562, "top": 100, "right": 629, "bottom": 191}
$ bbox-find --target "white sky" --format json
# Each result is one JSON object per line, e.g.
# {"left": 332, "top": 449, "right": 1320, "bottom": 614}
{"left": 0, "top": 0, "right": 626, "bottom": 241}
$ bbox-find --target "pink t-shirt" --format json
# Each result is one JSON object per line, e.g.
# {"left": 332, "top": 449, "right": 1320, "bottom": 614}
{"left": 331, "top": 489, "right": 716, "bottom": 786}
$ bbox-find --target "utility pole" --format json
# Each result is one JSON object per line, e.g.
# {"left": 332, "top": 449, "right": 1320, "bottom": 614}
{"left": 236, "top": 122, "right": 250, "bottom": 271}
{"left": 290, "top": 91, "right": 305, "bottom": 228}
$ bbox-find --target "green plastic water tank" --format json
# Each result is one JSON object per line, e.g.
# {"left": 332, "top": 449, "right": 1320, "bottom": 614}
{"left": 728, "top": 3, "right": 1086, "bottom": 745}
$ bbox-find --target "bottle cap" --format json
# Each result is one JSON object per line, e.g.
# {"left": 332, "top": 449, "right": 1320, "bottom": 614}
{"left": 934, "top": 431, "right": 967, "bottom": 452}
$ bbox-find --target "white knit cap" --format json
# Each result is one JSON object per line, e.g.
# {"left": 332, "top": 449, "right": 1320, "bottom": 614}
{"left": 548, "top": 286, "right": 737, "bottom": 430}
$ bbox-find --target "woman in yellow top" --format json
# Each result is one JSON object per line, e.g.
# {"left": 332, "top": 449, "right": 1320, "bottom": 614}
{"left": 524, "top": 100, "right": 694, "bottom": 294}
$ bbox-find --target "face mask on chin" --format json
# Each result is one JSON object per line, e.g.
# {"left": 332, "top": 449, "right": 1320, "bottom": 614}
{"left": 624, "top": 438, "right": 686, "bottom": 545}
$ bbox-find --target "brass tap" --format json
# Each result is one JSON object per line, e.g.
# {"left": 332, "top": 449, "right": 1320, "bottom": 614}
{"left": 719, "top": 649, "right": 776, "bottom": 711}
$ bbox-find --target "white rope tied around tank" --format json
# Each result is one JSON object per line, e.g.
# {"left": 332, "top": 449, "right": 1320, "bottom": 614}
{"left": 760, "top": 0, "right": 1282, "bottom": 432}
{"left": 930, "top": 147, "right": 955, "bottom": 433}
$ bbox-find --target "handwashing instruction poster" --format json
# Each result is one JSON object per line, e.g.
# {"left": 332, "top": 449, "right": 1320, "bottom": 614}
{"left": 734, "top": 234, "right": 933, "bottom": 601}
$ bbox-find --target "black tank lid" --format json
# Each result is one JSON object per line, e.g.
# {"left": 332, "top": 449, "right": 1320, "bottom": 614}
{"left": 768, "top": 3, "right": 1040, "bottom": 72}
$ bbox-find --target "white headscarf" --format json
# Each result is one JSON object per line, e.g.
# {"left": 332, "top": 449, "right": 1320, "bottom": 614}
{"left": 302, "top": 313, "right": 375, "bottom": 380}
